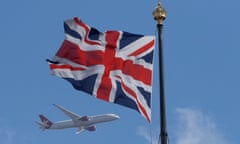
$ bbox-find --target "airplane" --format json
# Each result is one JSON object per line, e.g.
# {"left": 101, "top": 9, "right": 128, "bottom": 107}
{"left": 36, "top": 104, "right": 120, "bottom": 134}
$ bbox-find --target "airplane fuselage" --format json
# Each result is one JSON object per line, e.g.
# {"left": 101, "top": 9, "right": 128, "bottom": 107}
{"left": 49, "top": 114, "right": 119, "bottom": 130}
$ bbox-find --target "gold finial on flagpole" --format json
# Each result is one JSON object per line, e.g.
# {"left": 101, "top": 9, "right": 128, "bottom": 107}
{"left": 153, "top": 1, "right": 167, "bottom": 25}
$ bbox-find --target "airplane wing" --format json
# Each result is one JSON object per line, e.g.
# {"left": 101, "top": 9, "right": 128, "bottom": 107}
{"left": 53, "top": 104, "right": 81, "bottom": 120}
{"left": 76, "top": 127, "right": 85, "bottom": 134}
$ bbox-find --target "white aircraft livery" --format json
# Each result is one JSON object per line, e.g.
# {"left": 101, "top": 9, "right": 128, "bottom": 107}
{"left": 36, "top": 104, "right": 120, "bottom": 134}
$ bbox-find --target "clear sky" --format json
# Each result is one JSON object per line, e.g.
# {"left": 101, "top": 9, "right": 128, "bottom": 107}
{"left": 0, "top": 0, "right": 239, "bottom": 144}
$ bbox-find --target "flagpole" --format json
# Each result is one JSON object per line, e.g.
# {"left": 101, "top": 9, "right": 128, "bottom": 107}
{"left": 153, "top": 2, "right": 168, "bottom": 144}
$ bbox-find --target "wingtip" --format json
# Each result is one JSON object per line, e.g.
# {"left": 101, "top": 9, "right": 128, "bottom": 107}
{"left": 53, "top": 104, "right": 63, "bottom": 110}
{"left": 53, "top": 104, "right": 59, "bottom": 108}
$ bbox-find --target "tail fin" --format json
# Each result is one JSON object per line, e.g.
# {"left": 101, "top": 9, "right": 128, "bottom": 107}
{"left": 39, "top": 114, "right": 53, "bottom": 129}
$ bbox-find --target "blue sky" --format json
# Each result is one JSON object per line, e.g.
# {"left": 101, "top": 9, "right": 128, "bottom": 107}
{"left": 0, "top": 0, "right": 239, "bottom": 144}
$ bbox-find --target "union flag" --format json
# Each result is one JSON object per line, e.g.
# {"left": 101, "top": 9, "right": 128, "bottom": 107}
{"left": 48, "top": 17, "right": 155, "bottom": 122}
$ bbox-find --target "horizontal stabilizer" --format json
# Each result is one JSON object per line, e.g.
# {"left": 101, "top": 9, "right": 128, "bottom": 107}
{"left": 36, "top": 121, "right": 46, "bottom": 131}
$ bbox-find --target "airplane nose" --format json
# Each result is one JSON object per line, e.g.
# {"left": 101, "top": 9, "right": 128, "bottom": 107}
{"left": 109, "top": 114, "right": 120, "bottom": 120}
{"left": 113, "top": 114, "right": 120, "bottom": 119}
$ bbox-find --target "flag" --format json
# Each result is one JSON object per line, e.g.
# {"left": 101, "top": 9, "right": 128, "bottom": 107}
{"left": 47, "top": 17, "right": 155, "bottom": 122}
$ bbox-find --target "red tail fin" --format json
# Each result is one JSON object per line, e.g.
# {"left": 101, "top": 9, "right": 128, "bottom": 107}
{"left": 39, "top": 114, "right": 53, "bottom": 129}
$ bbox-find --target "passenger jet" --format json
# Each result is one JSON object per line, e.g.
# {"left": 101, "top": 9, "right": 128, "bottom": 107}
{"left": 36, "top": 104, "right": 120, "bottom": 134}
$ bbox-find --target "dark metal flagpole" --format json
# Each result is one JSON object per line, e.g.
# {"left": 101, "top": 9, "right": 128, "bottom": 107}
{"left": 153, "top": 2, "right": 168, "bottom": 144}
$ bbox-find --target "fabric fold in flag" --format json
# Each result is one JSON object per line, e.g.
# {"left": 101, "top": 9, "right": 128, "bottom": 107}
{"left": 47, "top": 17, "right": 155, "bottom": 122}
